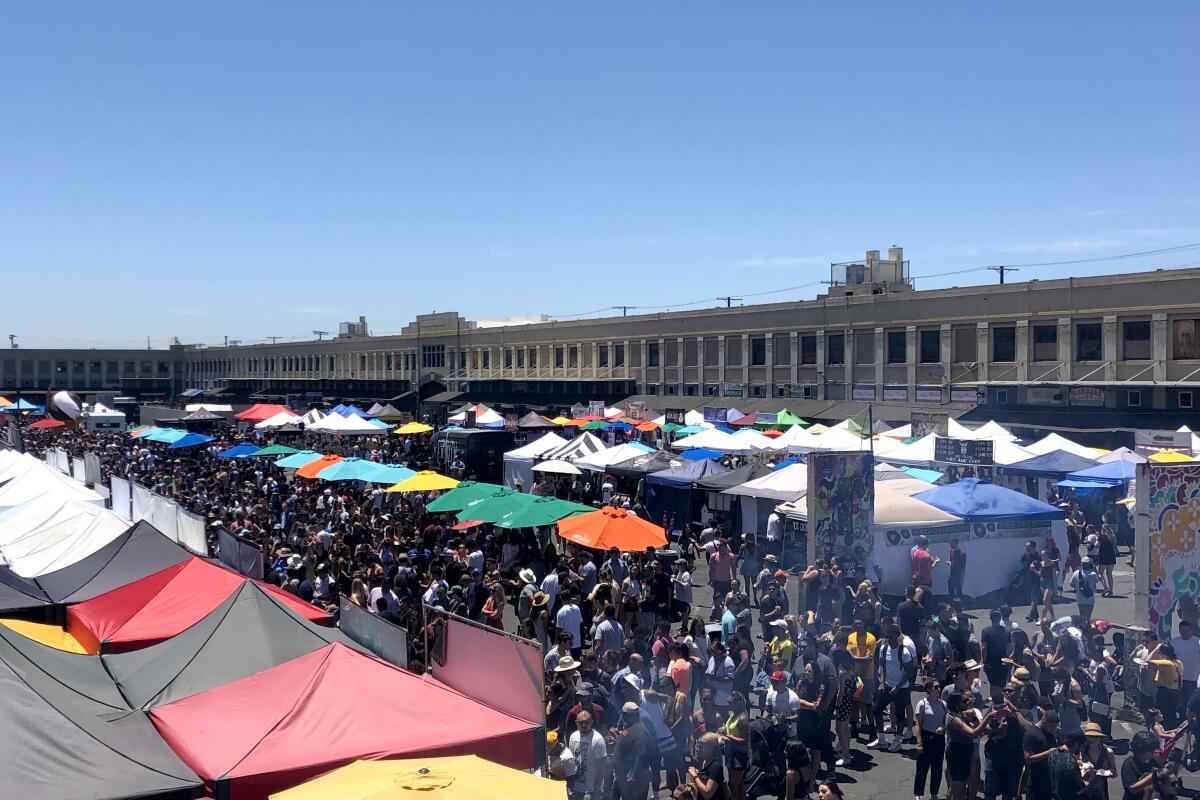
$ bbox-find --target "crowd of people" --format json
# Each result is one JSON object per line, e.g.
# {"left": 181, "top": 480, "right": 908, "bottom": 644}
{"left": 13, "top": 417, "right": 1199, "bottom": 800}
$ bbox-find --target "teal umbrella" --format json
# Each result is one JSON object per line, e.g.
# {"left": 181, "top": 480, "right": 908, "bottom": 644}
{"left": 250, "top": 444, "right": 300, "bottom": 457}
{"left": 455, "top": 490, "right": 535, "bottom": 523}
{"left": 493, "top": 496, "right": 595, "bottom": 529}
{"left": 275, "top": 450, "right": 323, "bottom": 468}
{"left": 426, "top": 481, "right": 507, "bottom": 513}
{"left": 316, "top": 458, "right": 389, "bottom": 482}
{"left": 366, "top": 463, "right": 417, "bottom": 484}
{"left": 143, "top": 428, "right": 189, "bottom": 444}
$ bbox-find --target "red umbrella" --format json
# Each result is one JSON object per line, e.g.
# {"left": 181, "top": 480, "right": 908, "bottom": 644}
{"left": 29, "top": 419, "right": 66, "bottom": 430}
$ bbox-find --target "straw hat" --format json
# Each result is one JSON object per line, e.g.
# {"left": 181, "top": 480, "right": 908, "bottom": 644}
{"left": 961, "top": 659, "right": 982, "bottom": 672}
{"left": 1082, "top": 722, "right": 1105, "bottom": 738}
{"left": 553, "top": 656, "right": 581, "bottom": 673}
{"left": 531, "top": 591, "right": 549, "bottom": 608}
{"left": 519, "top": 568, "right": 537, "bottom": 584}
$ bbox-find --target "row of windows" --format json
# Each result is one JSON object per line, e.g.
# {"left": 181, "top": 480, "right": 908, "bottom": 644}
{"left": 0, "top": 360, "right": 168, "bottom": 377}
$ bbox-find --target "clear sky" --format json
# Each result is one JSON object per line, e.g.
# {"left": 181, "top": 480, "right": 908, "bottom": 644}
{"left": 2, "top": 2, "right": 1197, "bottom": 348}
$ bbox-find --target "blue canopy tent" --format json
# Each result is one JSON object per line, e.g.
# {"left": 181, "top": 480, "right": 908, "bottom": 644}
{"left": 645, "top": 459, "right": 729, "bottom": 531}
{"left": 275, "top": 450, "right": 323, "bottom": 468}
{"left": 1001, "top": 450, "right": 1100, "bottom": 478}
{"left": 168, "top": 433, "right": 215, "bottom": 450}
{"left": 914, "top": 478, "right": 1066, "bottom": 521}
{"left": 217, "top": 442, "right": 261, "bottom": 459}
{"left": 1, "top": 399, "right": 42, "bottom": 413}
{"left": 770, "top": 456, "right": 803, "bottom": 471}
{"left": 339, "top": 405, "right": 371, "bottom": 419}
{"left": 713, "top": 425, "right": 734, "bottom": 434}
{"left": 680, "top": 448, "right": 724, "bottom": 461}
{"left": 1057, "top": 460, "right": 1138, "bottom": 493}
{"left": 900, "top": 466, "right": 945, "bottom": 484}
{"left": 142, "top": 428, "right": 189, "bottom": 444}
{"left": 329, "top": 404, "right": 347, "bottom": 415}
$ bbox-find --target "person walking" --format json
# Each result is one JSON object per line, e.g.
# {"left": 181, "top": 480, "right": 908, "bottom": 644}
{"left": 912, "top": 678, "right": 947, "bottom": 800}
{"left": 1070, "top": 557, "right": 1100, "bottom": 623}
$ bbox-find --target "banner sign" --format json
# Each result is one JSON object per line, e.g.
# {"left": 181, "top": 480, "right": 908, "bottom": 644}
{"left": 340, "top": 597, "right": 409, "bottom": 669}
{"left": 910, "top": 411, "right": 949, "bottom": 438}
{"left": 756, "top": 411, "right": 778, "bottom": 426}
{"left": 851, "top": 385, "right": 876, "bottom": 402}
{"left": 949, "top": 388, "right": 979, "bottom": 405}
{"left": 883, "top": 517, "right": 1050, "bottom": 547}
{"left": 1140, "top": 464, "right": 1200, "bottom": 638}
{"left": 915, "top": 387, "right": 943, "bottom": 403}
{"left": 807, "top": 451, "right": 875, "bottom": 565}
{"left": 1069, "top": 387, "right": 1106, "bottom": 407}
{"left": 587, "top": 400, "right": 606, "bottom": 418}
{"left": 1135, "top": 430, "right": 1193, "bottom": 452}
{"left": 789, "top": 384, "right": 814, "bottom": 399}
{"left": 664, "top": 408, "right": 686, "bottom": 425}
{"left": 569, "top": 403, "right": 588, "bottom": 419}
{"left": 217, "top": 527, "right": 264, "bottom": 580}
{"left": 882, "top": 386, "right": 908, "bottom": 402}
{"left": 702, "top": 406, "right": 728, "bottom": 424}
{"left": 723, "top": 383, "right": 744, "bottom": 398}
{"left": 626, "top": 401, "right": 645, "bottom": 420}
{"left": 1026, "top": 387, "right": 1065, "bottom": 406}
{"left": 934, "top": 437, "right": 994, "bottom": 466}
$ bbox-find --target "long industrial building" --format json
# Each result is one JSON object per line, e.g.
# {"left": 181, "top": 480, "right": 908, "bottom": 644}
{"left": 4, "top": 249, "right": 1199, "bottom": 432}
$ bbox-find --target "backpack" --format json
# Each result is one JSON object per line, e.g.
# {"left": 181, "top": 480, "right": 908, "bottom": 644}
{"left": 1077, "top": 572, "right": 1094, "bottom": 599}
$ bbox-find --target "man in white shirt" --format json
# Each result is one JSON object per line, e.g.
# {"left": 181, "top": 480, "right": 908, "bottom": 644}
{"left": 601, "top": 476, "right": 614, "bottom": 505}
{"left": 568, "top": 710, "right": 609, "bottom": 800}
{"left": 765, "top": 670, "right": 802, "bottom": 736}
{"left": 869, "top": 624, "right": 917, "bottom": 752}
{"left": 1171, "top": 619, "right": 1200, "bottom": 711}
{"left": 593, "top": 605, "right": 625, "bottom": 661}
{"left": 541, "top": 568, "right": 563, "bottom": 609}
{"left": 556, "top": 589, "right": 584, "bottom": 657}
{"left": 765, "top": 511, "right": 783, "bottom": 558}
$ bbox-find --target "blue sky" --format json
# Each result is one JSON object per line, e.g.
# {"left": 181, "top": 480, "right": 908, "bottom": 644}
{"left": 2, "top": 2, "right": 1197, "bottom": 348}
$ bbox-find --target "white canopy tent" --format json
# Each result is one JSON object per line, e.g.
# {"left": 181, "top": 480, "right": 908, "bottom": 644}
{"left": 573, "top": 442, "right": 655, "bottom": 472}
{"left": 254, "top": 410, "right": 301, "bottom": 430}
{"left": 671, "top": 428, "right": 754, "bottom": 454}
{"left": 0, "top": 461, "right": 105, "bottom": 513}
{"left": 961, "top": 420, "right": 1019, "bottom": 442}
{"left": 730, "top": 429, "right": 775, "bottom": 450}
{"left": 1024, "top": 432, "right": 1098, "bottom": 459}
{"left": 874, "top": 476, "right": 938, "bottom": 496}
{"left": 723, "top": 462, "right": 809, "bottom": 536}
{"left": 754, "top": 425, "right": 820, "bottom": 452}
{"left": 884, "top": 433, "right": 1033, "bottom": 468}
{"left": 308, "top": 412, "right": 384, "bottom": 435}
{"left": 879, "top": 423, "right": 912, "bottom": 439}
{"left": 502, "top": 432, "right": 568, "bottom": 489}
{"left": 538, "top": 432, "right": 607, "bottom": 463}
{"left": 184, "top": 403, "right": 233, "bottom": 413}
{"left": 1096, "top": 447, "right": 1147, "bottom": 464}
{"left": 293, "top": 409, "right": 326, "bottom": 427}
{"left": 0, "top": 494, "right": 129, "bottom": 577}
{"left": 447, "top": 404, "right": 505, "bottom": 428}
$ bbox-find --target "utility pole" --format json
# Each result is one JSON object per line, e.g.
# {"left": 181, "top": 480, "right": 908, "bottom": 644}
{"left": 268, "top": 336, "right": 281, "bottom": 344}
{"left": 312, "top": 330, "right": 329, "bottom": 342}
{"left": 7, "top": 334, "right": 16, "bottom": 349}
{"left": 988, "top": 265, "right": 1018, "bottom": 284}
{"left": 716, "top": 296, "right": 742, "bottom": 308}
{"left": 612, "top": 305, "right": 632, "bottom": 317}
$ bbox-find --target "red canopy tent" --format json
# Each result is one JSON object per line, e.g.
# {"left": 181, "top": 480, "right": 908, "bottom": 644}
{"left": 29, "top": 418, "right": 66, "bottom": 429}
{"left": 67, "top": 557, "right": 329, "bottom": 653}
{"left": 149, "top": 642, "right": 541, "bottom": 800}
{"left": 232, "top": 403, "right": 295, "bottom": 422}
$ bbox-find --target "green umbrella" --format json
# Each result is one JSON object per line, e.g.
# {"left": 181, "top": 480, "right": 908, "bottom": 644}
{"left": 250, "top": 444, "right": 301, "bottom": 457}
{"left": 426, "top": 481, "right": 507, "bottom": 513}
{"left": 661, "top": 422, "right": 683, "bottom": 434}
{"left": 493, "top": 497, "right": 595, "bottom": 529}
{"left": 455, "top": 490, "right": 535, "bottom": 523}
{"left": 581, "top": 420, "right": 610, "bottom": 431}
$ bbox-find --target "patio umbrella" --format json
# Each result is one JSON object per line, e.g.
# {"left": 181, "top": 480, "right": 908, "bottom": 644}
{"left": 28, "top": 419, "right": 65, "bottom": 429}
{"left": 394, "top": 422, "right": 433, "bottom": 435}
{"left": 168, "top": 432, "right": 215, "bottom": 449}
{"left": 494, "top": 497, "right": 594, "bottom": 529}
{"left": 454, "top": 490, "right": 534, "bottom": 523}
{"left": 557, "top": 506, "right": 667, "bottom": 552}
{"left": 296, "top": 454, "right": 344, "bottom": 479}
{"left": 674, "top": 425, "right": 704, "bottom": 435}
{"left": 549, "top": 416, "right": 573, "bottom": 426}
{"left": 1148, "top": 450, "right": 1193, "bottom": 463}
{"left": 249, "top": 444, "right": 300, "bottom": 457}
{"left": 267, "top": 755, "right": 566, "bottom": 800}
{"left": 274, "top": 450, "right": 323, "bottom": 468}
{"left": 316, "top": 457, "right": 391, "bottom": 482}
{"left": 425, "top": 481, "right": 507, "bottom": 513}
{"left": 532, "top": 459, "right": 582, "bottom": 476}
{"left": 386, "top": 470, "right": 460, "bottom": 493}
{"left": 218, "top": 442, "right": 261, "bottom": 459}
{"left": 581, "top": 420, "right": 610, "bottom": 431}
{"left": 368, "top": 463, "right": 418, "bottom": 483}
{"left": 634, "top": 421, "right": 660, "bottom": 432}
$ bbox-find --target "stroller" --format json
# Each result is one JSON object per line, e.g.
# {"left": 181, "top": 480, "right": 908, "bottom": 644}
{"left": 744, "top": 717, "right": 790, "bottom": 799}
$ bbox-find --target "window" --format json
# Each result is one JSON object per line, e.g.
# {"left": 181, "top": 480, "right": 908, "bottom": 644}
{"left": 1127, "top": 389, "right": 1142, "bottom": 408}
{"left": 55, "top": 361, "right": 66, "bottom": 374}
{"left": 1174, "top": 319, "right": 1199, "bottom": 359}
{"left": 665, "top": 384, "right": 678, "bottom": 395}
{"left": 773, "top": 334, "right": 790, "bottom": 366}
{"left": 646, "top": 384, "right": 659, "bottom": 395}
{"left": 1075, "top": 323, "right": 1102, "bottom": 361}
{"left": 800, "top": 335, "right": 817, "bottom": 365}
{"left": 614, "top": 344, "right": 625, "bottom": 367}
{"left": 422, "top": 344, "right": 446, "bottom": 369}
{"left": 504, "top": 350, "right": 512, "bottom": 369}
{"left": 516, "top": 349, "right": 524, "bottom": 369}
{"left": 328, "top": 356, "right": 336, "bottom": 371}
{"left": 482, "top": 350, "right": 491, "bottom": 369}
{"left": 554, "top": 347, "right": 564, "bottom": 368}
{"left": 684, "top": 384, "right": 698, "bottom": 396}
{"left": 996, "top": 389, "right": 1009, "bottom": 404}
{"left": 1123, "top": 320, "right": 1151, "bottom": 360}
{"left": 827, "top": 333, "right": 845, "bottom": 365}
{"left": 1033, "top": 325, "right": 1058, "bottom": 361}
{"left": 992, "top": 327, "right": 1016, "bottom": 362}
{"left": 750, "top": 383, "right": 765, "bottom": 398}
{"left": 886, "top": 331, "right": 907, "bottom": 364}
{"left": 647, "top": 341, "right": 660, "bottom": 367}
{"left": 569, "top": 346, "right": 578, "bottom": 368}
{"left": 750, "top": 337, "right": 766, "bottom": 366}
{"left": 919, "top": 330, "right": 940, "bottom": 363}
{"left": 598, "top": 345, "right": 609, "bottom": 368}
{"left": 1181, "top": 390, "right": 1194, "bottom": 410}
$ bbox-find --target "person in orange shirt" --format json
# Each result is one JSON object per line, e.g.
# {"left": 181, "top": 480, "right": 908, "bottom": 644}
{"left": 846, "top": 617, "right": 877, "bottom": 741}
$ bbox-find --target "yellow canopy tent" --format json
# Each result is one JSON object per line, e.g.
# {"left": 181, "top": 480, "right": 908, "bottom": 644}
{"left": 394, "top": 422, "right": 434, "bottom": 435}
{"left": 1149, "top": 450, "right": 1194, "bottom": 463}
{"left": 386, "top": 470, "right": 461, "bottom": 493}
{"left": 269, "top": 755, "right": 566, "bottom": 800}
{"left": 549, "top": 416, "right": 573, "bottom": 425}
{"left": 0, "top": 618, "right": 88, "bottom": 653}
{"left": 0, "top": 396, "right": 12, "bottom": 407}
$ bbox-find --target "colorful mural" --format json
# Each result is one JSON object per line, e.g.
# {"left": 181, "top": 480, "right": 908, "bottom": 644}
{"left": 1146, "top": 464, "right": 1200, "bottom": 638}
{"left": 808, "top": 451, "right": 875, "bottom": 565}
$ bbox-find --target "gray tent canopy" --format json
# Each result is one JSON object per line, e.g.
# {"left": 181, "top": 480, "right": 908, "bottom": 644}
{"left": 0, "top": 633, "right": 202, "bottom": 800}
{"left": 103, "top": 580, "right": 365, "bottom": 709}
{"left": 607, "top": 450, "right": 680, "bottom": 479}
{"left": 693, "top": 461, "right": 773, "bottom": 492}
{"left": 517, "top": 411, "right": 559, "bottom": 429}
{"left": 0, "top": 566, "right": 50, "bottom": 612}
{"left": 0, "top": 623, "right": 130, "bottom": 716}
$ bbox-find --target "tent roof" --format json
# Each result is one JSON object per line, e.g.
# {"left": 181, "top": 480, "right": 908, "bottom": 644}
{"left": 181, "top": 408, "right": 223, "bottom": 421}
{"left": 646, "top": 458, "right": 728, "bottom": 488}
{"left": 0, "top": 463, "right": 104, "bottom": 512}
{"left": 538, "top": 431, "right": 606, "bottom": 463}
{"left": 505, "top": 431, "right": 567, "bottom": 459}
{"left": 914, "top": 478, "right": 1067, "bottom": 520}
{"left": 671, "top": 428, "right": 754, "bottom": 454}
{"left": 67, "top": 557, "right": 329, "bottom": 653}
{"left": 0, "top": 566, "right": 51, "bottom": 611}
{"left": 0, "top": 619, "right": 130, "bottom": 716}
{"left": 148, "top": 643, "right": 539, "bottom": 795}
{"left": 693, "top": 461, "right": 773, "bottom": 492}
{"left": 233, "top": 403, "right": 295, "bottom": 422}
{"left": 606, "top": 449, "right": 681, "bottom": 478}
{"left": 778, "top": 486, "right": 961, "bottom": 526}
{"left": 254, "top": 410, "right": 300, "bottom": 429}
{"left": 105, "top": 581, "right": 362, "bottom": 709}
{"left": 517, "top": 411, "right": 559, "bottom": 429}
{"left": 573, "top": 442, "right": 655, "bottom": 472}
{"left": 217, "top": 442, "right": 261, "bottom": 459}
{"left": 882, "top": 433, "right": 1034, "bottom": 467}
{"left": 1002, "top": 450, "right": 1100, "bottom": 478}
{"left": 1063, "top": 459, "right": 1138, "bottom": 485}
{"left": 369, "top": 403, "right": 405, "bottom": 418}
{"left": 1095, "top": 446, "right": 1147, "bottom": 464}
{"left": 756, "top": 424, "right": 820, "bottom": 452}
{"left": 961, "top": 420, "right": 1019, "bottom": 442}
{"left": 184, "top": 403, "right": 232, "bottom": 412}
{"left": 723, "top": 462, "right": 809, "bottom": 501}
{"left": 1023, "top": 432, "right": 1097, "bottom": 459}
{"left": 0, "top": 633, "right": 202, "bottom": 800}
{"left": 0, "top": 497, "right": 136, "bottom": 578}
{"left": 309, "top": 412, "right": 383, "bottom": 434}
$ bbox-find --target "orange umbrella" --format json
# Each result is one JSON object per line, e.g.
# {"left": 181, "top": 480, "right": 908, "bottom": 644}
{"left": 296, "top": 454, "right": 343, "bottom": 479}
{"left": 761, "top": 428, "right": 783, "bottom": 438}
{"left": 634, "top": 421, "right": 659, "bottom": 432}
{"left": 557, "top": 506, "right": 667, "bottom": 552}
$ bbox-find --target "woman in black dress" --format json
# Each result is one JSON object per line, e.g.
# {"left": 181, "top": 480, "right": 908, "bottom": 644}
{"left": 1097, "top": 522, "right": 1118, "bottom": 597}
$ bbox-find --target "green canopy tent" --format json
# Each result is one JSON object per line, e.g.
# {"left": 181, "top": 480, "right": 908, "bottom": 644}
{"left": 425, "top": 481, "right": 508, "bottom": 513}
{"left": 765, "top": 409, "right": 808, "bottom": 428}
{"left": 250, "top": 444, "right": 301, "bottom": 457}
{"left": 493, "top": 497, "right": 594, "bottom": 529}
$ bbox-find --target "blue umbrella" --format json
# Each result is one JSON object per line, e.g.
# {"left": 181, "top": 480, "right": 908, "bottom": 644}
{"left": 367, "top": 463, "right": 417, "bottom": 484}
{"left": 218, "top": 442, "right": 262, "bottom": 459}
{"left": 608, "top": 421, "right": 633, "bottom": 432}
{"left": 168, "top": 432, "right": 214, "bottom": 449}
{"left": 143, "top": 428, "right": 189, "bottom": 444}
{"left": 680, "top": 448, "right": 724, "bottom": 461}
{"left": 316, "top": 457, "right": 388, "bottom": 481}
{"left": 275, "top": 450, "right": 323, "bottom": 468}
{"left": 713, "top": 425, "right": 734, "bottom": 434}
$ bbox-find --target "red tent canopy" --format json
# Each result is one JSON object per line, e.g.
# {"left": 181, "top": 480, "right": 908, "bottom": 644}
{"left": 29, "top": 418, "right": 66, "bottom": 429}
{"left": 233, "top": 403, "right": 295, "bottom": 422}
{"left": 67, "top": 557, "right": 329, "bottom": 653}
{"left": 149, "top": 642, "right": 540, "bottom": 800}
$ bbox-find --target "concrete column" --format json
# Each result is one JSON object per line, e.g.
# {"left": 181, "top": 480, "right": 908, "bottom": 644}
{"left": 639, "top": 340, "right": 648, "bottom": 391}
{"left": 844, "top": 329, "right": 854, "bottom": 388}
{"left": 816, "top": 330, "right": 827, "bottom": 400}
{"left": 592, "top": 342, "right": 599, "bottom": 378}
{"left": 623, "top": 339, "right": 631, "bottom": 379}
{"left": 976, "top": 323, "right": 990, "bottom": 382}
{"left": 741, "top": 334, "right": 750, "bottom": 386}
{"left": 765, "top": 335, "right": 775, "bottom": 390}
{"left": 874, "top": 327, "right": 885, "bottom": 391}
{"left": 1057, "top": 318, "right": 1073, "bottom": 382}
{"left": 658, "top": 337, "right": 666, "bottom": 387}
{"left": 790, "top": 332, "right": 799, "bottom": 385}
{"left": 717, "top": 335, "right": 726, "bottom": 383}
{"left": 1015, "top": 320, "right": 1030, "bottom": 383}
{"left": 906, "top": 325, "right": 918, "bottom": 397}
{"left": 1152, "top": 313, "right": 1168, "bottom": 382}
{"left": 1103, "top": 315, "right": 1118, "bottom": 381}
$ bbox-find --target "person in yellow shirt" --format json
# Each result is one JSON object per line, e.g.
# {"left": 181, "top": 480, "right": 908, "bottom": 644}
{"left": 847, "top": 617, "right": 877, "bottom": 740}
{"left": 1147, "top": 641, "right": 1184, "bottom": 727}
{"left": 766, "top": 618, "right": 795, "bottom": 669}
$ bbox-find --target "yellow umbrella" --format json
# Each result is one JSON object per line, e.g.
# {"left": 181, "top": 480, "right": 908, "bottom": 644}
{"left": 394, "top": 422, "right": 434, "bottom": 435}
{"left": 386, "top": 470, "right": 461, "bottom": 493}
{"left": 0, "top": 618, "right": 88, "bottom": 653}
{"left": 269, "top": 755, "right": 566, "bottom": 800}
{"left": 1149, "top": 450, "right": 1193, "bottom": 463}
{"left": 549, "top": 416, "right": 573, "bottom": 425}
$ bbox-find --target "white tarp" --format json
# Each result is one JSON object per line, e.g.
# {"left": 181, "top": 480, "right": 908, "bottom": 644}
{"left": 502, "top": 432, "right": 567, "bottom": 489}
{"left": 309, "top": 412, "right": 383, "bottom": 434}
{"left": 883, "top": 434, "right": 1034, "bottom": 467}
{"left": 0, "top": 497, "right": 129, "bottom": 577}
{"left": 110, "top": 477, "right": 132, "bottom": 522}
{"left": 176, "top": 508, "right": 208, "bottom": 555}
{"left": 254, "top": 410, "right": 300, "bottom": 429}
{"left": 754, "top": 425, "right": 819, "bottom": 452}
{"left": 538, "top": 432, "right": 606, "bottom": 463}
{"left": 573, "top": 442, "right": 655, "bottom": 472}
{"left": 961, "top": 420, "right": 1019, "bottom": 442}
{"left": 71, "top": 458, "right": 87, "bottom": 483}
{"left": 52, "top": 448, "right": 71, "bottom": 474}
{"left": 293, "top": 409, "right": 326, "bottom": 427}
{"left": 723, "top": 462, "right": 809, "bottom": 501}
{"left": 131, "top": 483, "right": 207, "bottom": 555}
{"left": 0, "top": 463, "right": 105, "bottom": 512}
{"left": 671, "top": 428, "right": 753, "bottom": 454}
{"left": 1024, "top": 432, "right": 1098, "bottom": 459}
{"left": 84, "top": 453, "right": 102, "bottom": 487}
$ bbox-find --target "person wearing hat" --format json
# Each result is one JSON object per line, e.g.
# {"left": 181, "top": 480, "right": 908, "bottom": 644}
{"left": 516, "top": 567, "right": 539, "bottom": 619}
{"left": 566, "top": 682, "right": 608, "bottom": 737}
{"left": 1080, "top": 721, "right": 1116, "bottom": 792}
{"left": 1070, "top": 556, "right": 1100, "bottom": 623}
{"left": 545, "top": 729, "right": 577, "bottom": 784}
{"left": 758, "top": 581, "right": 785, "bottom": 643}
